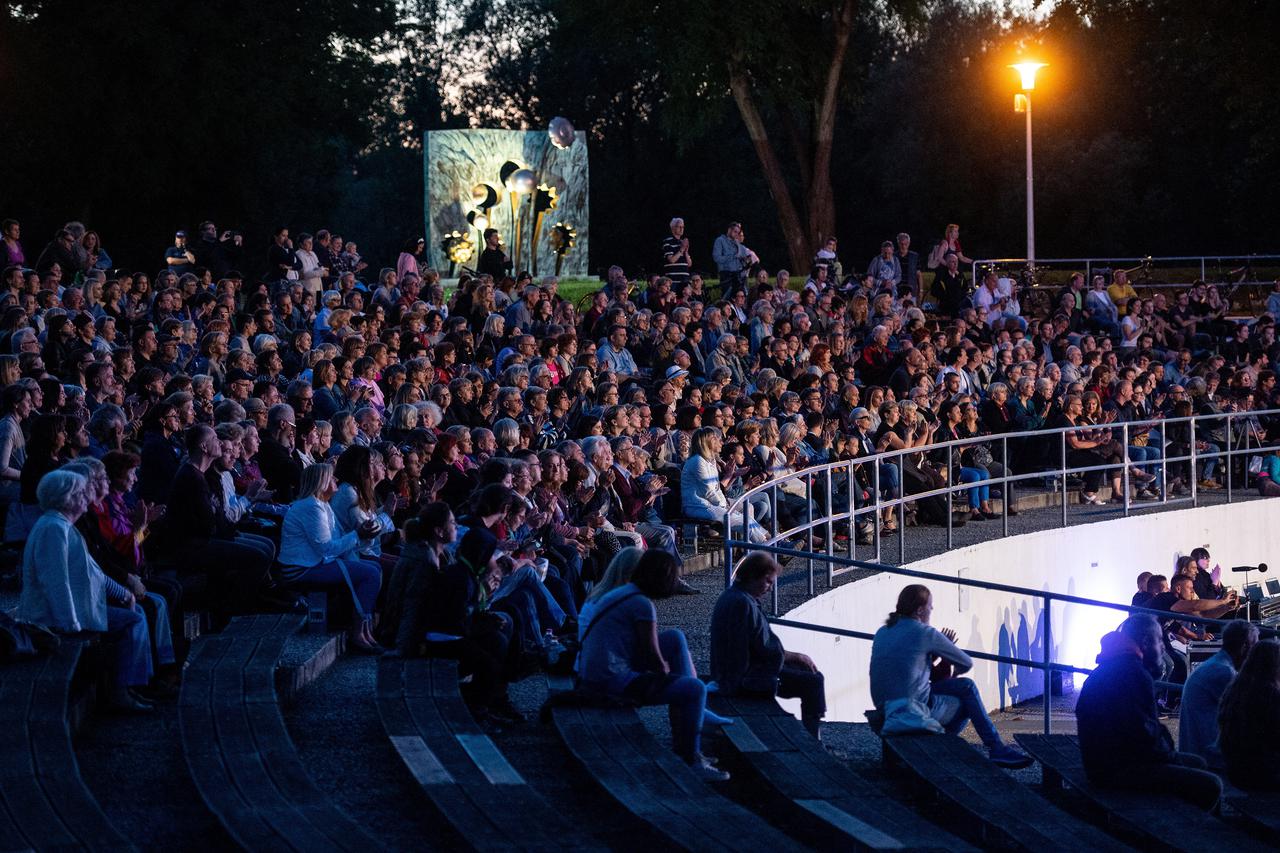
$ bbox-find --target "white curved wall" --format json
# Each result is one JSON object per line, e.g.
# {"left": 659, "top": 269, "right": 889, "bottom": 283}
{"left": 773, "top": 499, "right": 1280, "bottom": 723}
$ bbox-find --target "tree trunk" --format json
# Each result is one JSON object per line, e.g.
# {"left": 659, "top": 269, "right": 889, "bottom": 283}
{"left": 728, "top": 0, "right": 858, "bottom": 276}
{"left": 728, "top": 66, "right": 810, "bottom": 274}
{"left": 805, "top": 0, "right": 857, "bottom": 253}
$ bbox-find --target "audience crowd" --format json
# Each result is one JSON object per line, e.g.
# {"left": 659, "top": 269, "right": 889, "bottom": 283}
{"left": 3, "top": 213, "right": 1280, "bottom": 779}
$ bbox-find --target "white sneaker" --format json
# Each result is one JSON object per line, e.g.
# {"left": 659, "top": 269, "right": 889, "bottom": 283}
{"left": 688, "top": 754, "right": 730, "bottom": 782}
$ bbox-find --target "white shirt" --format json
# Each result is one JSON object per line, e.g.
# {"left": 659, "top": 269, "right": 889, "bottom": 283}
{"left": 279, "top": 496, "right": 360, "bottom": 567}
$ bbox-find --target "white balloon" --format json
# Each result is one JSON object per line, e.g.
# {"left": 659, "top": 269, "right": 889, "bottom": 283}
{"left": 548, "top": 116, "right": 575, "bottom": 149}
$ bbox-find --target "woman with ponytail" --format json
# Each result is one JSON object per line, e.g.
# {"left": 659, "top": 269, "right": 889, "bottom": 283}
{"left": 869, "top": 584, "right": 1032, "bottom": 768}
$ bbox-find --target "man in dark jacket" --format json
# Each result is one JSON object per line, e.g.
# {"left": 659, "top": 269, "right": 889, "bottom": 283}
{"left": 709, "top": 553, "right": 825, "bottom": 736}
{"left": 256, "top": 404, "right": 302, "bottom": 501}
{"left": 157, "top": 425, "right": 270, "bottom": 628}
{"left": 1076, "top": 615, "right": 1222, "bottom": 810}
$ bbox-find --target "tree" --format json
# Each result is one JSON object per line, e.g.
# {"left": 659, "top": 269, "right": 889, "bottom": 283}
{"left": 481, "top": 0, "right": 919, "bottom": 273}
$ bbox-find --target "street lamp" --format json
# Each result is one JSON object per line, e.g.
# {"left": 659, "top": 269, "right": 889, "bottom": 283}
{"left": 1010, "top": 61, "right": 1046, "bottom": 266}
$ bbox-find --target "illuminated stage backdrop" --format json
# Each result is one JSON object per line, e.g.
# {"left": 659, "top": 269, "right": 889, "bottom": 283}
{"left": 423, "top": 129, "right": 589, "bottom": 277}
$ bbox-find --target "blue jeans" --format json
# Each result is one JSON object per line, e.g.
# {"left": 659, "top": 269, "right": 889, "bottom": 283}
{"left": 958, "top": 466, "right": 990, "bottom": 509}
{"left": 281, "top": 557, "right": 381, "bottom": 617}
{"left": 622, "top": 629, "right": 705, "bottom": 762}
{"left": 930, "top": 676, "right": 1002, "bottom": 749}
{"left": 1128, "top": 445, "right": 1161, "bottom": 477}
{"left": 141, "top": 592, "right": 175, "bottom": 667}
{"left": 106, "top": 604, "right": 153, "bottom": 688}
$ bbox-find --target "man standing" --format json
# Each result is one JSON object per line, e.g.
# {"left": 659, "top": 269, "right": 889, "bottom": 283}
{"left": 710, "top": 553, "right": 826, "bottom": 736}
{"left": 1179, "top": 621, "right": 1258, "bottom": 769}
{"left": 1077, "top": 615, "right": 1222, "bottom": 810}
{"left": 478, "top": 228, "right": 512, "bottom": 281}
{"left": 930, "top": 252, "right": 968, "bottom": 319}
{"left": 895, "top": 232, "right": 923, "bottom": 301}
{"left": 712, "top": 222, "right": 757, "bottom": 300}
{"left": 164, "top": 230, "right": 195, "bottom": 275}
{"left": 867, "top": 241, "right": 902, "bottom": 293}
{"left": 662, "top": 218, "right": 692, "bottom": 287}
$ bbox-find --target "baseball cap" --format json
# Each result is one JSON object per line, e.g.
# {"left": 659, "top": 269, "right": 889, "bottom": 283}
{"left": 665, "top": 365, "right": 689, "bottom": 380}
{"left": 850, "top": 407, "right": 871, "bottom": 421}
{"left": 226, "top": 368, "right": 256, "bottom": 383}
{"left": 175, "top": 230, "right": 186, "bottom": 237}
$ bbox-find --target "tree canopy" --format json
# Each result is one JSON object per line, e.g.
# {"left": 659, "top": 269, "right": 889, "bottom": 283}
{"left": 1, "top": 0, "right": 1276, "bottom": 278}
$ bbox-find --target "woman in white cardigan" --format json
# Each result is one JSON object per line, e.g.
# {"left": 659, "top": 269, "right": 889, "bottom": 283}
{"left": 18, "top": 469, "right": 155, "bottom": 712}
{"left": 279, "top": 462, "right": 383, "bottom": 652}
{"left": 680, "top": 427, "right": 766, "bottom": 543}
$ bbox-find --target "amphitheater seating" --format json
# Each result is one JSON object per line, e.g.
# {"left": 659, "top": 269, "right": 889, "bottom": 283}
{"left": 1225, "top": 789, "right": 1280, "bottom": 843}
{"left": 546, "top": 676, "right": 801, "bottom": 853}
{"left": 376, "top": 655, "right": 596, "bottom": 852}
{"left": 0, "top": 639, "right": 135, "bottom": 852}
{"left": 179, "top": 613, "right": 380, "bottom": 852}
{"left": 1015, "top": 733, "right": 1273, "bottom": 852}
{"left": 709, "top": 693, "right": 973, "bottom": 851}
{"left": 882, "top": 732, "right": 1129, "bottom": 852}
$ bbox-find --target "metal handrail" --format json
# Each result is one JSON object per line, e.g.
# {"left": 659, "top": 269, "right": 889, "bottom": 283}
{"left": 970, "top": 253, "right": 1280, "bottom": 287}
{"left": 724, "top": 406, "right": 1280, "bottom": 596}
{"left": 732, "top": 542, "right": 1277, "bottom": 735}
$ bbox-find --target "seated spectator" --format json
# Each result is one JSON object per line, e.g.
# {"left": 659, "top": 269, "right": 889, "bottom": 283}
{"left": 1131, "top": 571, "right": 1153, "bottom": 608}
{"left": 710, "top": 553, "right": 826, "bottom": 736}
{"left": 577, "top": 550, "right": 728, "bottom": 781}
{"left": 869, "top": 583, "right": 1031, "bottom": 768}
{"left": 681, "top": 426, "right": 765, "bottom": 543}
{"left": 154, "top": 425, "right": 271, "bottom": 630}
{"left": 16, "top": 469, "right": 155, "bottom": 713}
{"left": 379, "top": 501, "right": 455, "bottom": 653}
{"left": 1217, "top": 640, "right": 1280, "bottom": 791}
{"left": 1179, "top": 621, "right": 1258, "bottom": 769}
{"left": 1076, "top": 615, "right": 1222, "bottom": 810}
{"left": 418, "top": 526, "right": 524, "bottom": 724}
{"left": 279, "top": 462, "right": 383, "bottom": 653}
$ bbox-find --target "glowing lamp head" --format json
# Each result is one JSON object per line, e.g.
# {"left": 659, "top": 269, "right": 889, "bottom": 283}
{"left": 1010, "top": 61, "right": 1046, "bottom": 91}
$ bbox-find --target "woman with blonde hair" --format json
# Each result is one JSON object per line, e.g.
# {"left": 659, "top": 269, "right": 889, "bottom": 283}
{"left": 279, "top": 462, "right": 384, "bottom": 653}
{"left": 681, "top": 427, "right": 766, "bottom": 543}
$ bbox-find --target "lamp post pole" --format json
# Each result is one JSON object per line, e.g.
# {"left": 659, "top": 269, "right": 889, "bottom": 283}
{"left": 1010, "top": 62, "right": 1045, "bottom": 269}
{"left": 1023, "top": 91, "right": 1035, "bottom": 265}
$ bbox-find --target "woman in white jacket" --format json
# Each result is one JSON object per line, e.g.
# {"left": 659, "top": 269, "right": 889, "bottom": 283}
{"left": 279, "top": 463, "right": 383, "bottom": 652}
{"left": 18, "top": 469, "right": 155, "bottom": 711}
{"left": 680, "top": 427, "right": 766, "bottom": 543}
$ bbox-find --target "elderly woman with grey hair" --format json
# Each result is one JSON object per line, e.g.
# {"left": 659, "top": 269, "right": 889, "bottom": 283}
{"left": 17, "top": 469, "right": 156, "bottom": 712}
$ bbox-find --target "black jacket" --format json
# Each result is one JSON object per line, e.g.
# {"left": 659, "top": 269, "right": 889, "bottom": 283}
{"left": 1076, "top": 652, "right": 1175, "bottom": 784}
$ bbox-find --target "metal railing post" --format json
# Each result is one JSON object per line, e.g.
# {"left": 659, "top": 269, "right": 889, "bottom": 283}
{"left": 898, "top": 455, "right": 906, "bottom": 565}
{"left": 1225, "top": 412, "right": 1233, "bottom": 502}
{"left": 872, "top": 460, "right": 882, "bottom": 565}
{"left": 1122, "top": 422, "right": 1131, "bottom": 516}
{"left": 946, "top": 444, "right": 954, "bottom": 550}
{"left": 771, "top": 483, "right": 779, "bottom": 541}
{"left": 1061, "top": 431, "right": 1068, "bottom": 527}
{"left": 1043, "top": 596, "right": 1053, "bottom": 735}
{"left": 1002, "top": 435, "right": 1010, "bottom": 538}
{"left": 1190, "top": 418, "right": 1199, "bottom": 507}
{"left": 806, "top": 471, "right": 814, "bottom": 579}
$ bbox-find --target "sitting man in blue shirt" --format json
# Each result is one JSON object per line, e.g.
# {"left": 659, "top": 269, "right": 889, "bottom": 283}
{"left": 1178, "top": 620, "right": 1258, "bottom": 769}
{"left": 596, "top": 324, "right": 638, "bottom": 375}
